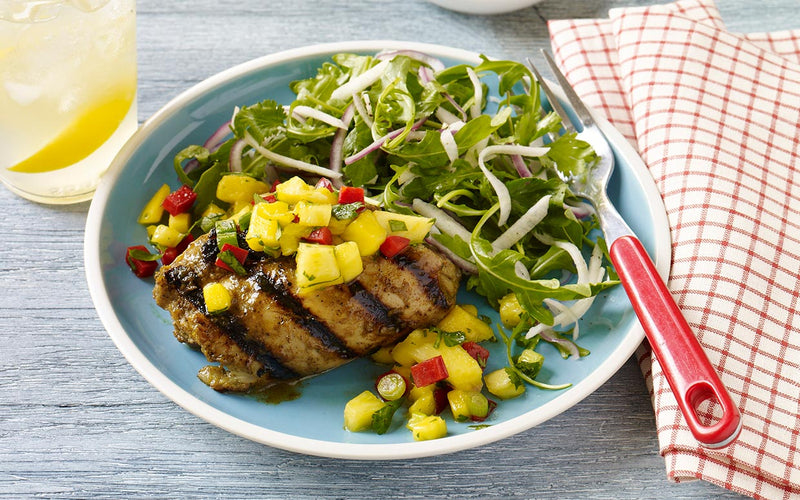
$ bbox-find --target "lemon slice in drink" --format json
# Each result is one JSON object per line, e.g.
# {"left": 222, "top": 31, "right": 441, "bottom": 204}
{"left": 8, "top": 86, "right": 135, "bottom": 174}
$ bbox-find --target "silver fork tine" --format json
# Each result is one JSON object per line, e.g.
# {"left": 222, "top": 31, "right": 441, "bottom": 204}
{"left": 525, "top": 57, "right": 576, "bottom": 134}
{"left": 539, "top": 49, "right": 595, "bottom": 128}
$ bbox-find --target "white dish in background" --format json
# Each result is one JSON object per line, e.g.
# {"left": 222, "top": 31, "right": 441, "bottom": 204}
{"left": 84, "top": 40, "right": 670, "bottom": 459}
{"left": 425, "top": 0, "right": 543, "bottom": 15}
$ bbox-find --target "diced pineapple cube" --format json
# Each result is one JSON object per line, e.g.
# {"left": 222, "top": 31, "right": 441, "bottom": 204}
{"left": 408, "top": 392, "right": 436, "bottom": 416}
{"left": 203, "top": 283, "right": 231, "bottom": 315}
{"left": 279, "top": 223, "right": 312, "bottom": 256}
{"left": 151, "top": 224, "right": 185, "bottom": 248}
{"left": 439, "top": 344, "right": 483, "bottom": 392}
{"left": 373, "top": 211, "right": 434, "bottom": 242}
{"left": 138, "top": 183, "right": 170, "bottom": 224}
{"left": 333, "top": 241, "right": 363, "bottom": 282}
{"left": 461, "top": 304, "right": 478, "bottom": 317}
{"left": 436, "top": 305, "right": 495, "bottom": 343}
{"left": 391, "top": 329, "right": 438, "bottom": 367}
{"left": 484, "top": 368, "right": 525, "bottom": 400}
{"left": 344, "top": 390, "right": 385, "bottom": 432}
{"left": 370, "top": 346, "right": 395, "bottom": 365}
{"left": 327, "top": 216, "right": 352, "bottom": 235}
{"left": 341, "top": 210, "right": 387, "bottom": 256}
{"left": 294, "top": 243, "right": 343, "bottom": 292}
{"left": 275, "top": 176, "right": 337, "bottom": 205}
{"left": 499, "top": 293, "right": 524, "bottom": 328}
{"left": 168, "top": 212, "right": 191, "bottom": 234}
{"left": 408, "top": 383, "right": 435, "bottom": 403}
{"left": 246, "top": 214, "right": 281, "bottom": 253}
{"left": 406, "top": 413, "right": 447, "bottom": 441}
{"left": 254, "top": 200, "right": 294, "bottom": 226}
{"left": 446, "top": 389, "right": 471, "bottom": 422}
{"left": 294, "top": 201, "right": 332, "bottom": 227}
{"left": 202, "top": 203, "right": 226, "bottom": 218}
{"left": 216, "top": 174, "right": 269, "bottom": 204}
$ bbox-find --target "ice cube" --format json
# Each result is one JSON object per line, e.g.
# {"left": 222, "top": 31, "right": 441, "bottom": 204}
{"left": 4, "top": 81, "right": 42, "bottom": 106}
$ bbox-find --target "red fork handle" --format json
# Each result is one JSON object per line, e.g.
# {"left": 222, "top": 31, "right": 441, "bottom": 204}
{"left": 609, "top": 235, "right": 742, "bottom": 448}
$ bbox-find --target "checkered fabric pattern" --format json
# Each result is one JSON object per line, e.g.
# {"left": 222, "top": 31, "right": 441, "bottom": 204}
{"left": 548, "top": 1, "right": 800, "bottom": 498}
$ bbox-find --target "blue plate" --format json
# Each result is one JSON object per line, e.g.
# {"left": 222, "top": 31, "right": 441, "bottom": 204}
{"left": 85, "top": 41, "right": 671, "bottom": 459}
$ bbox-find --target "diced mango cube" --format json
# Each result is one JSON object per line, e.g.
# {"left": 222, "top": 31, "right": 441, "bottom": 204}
{"left": 461, "top": 304, "right": 478, "bottom": 317}
{"left": 294, "top": 243, "right": 343, "bottom": 292}
{"left": 391, "top": 329, "right": 438, "bottom": 367}
{"left": 373, "top": 211, "right": 434, "bottom": 242}
{"left": 439, "top": 344, "right": 483, "bottom": 392}
{"left": 406, "top": 413, "right": 447, "bottom": 441}
{"left": 151, "top": 224, "right": 185, "bottom": 248}
{"left": 499, "top": 293, "right": 524, "bottom": 328}
{"left": 216, "top": 174, "right": 269, "bottom": 204}
{"left": 246, "top": 215, "right": 281, "bottom": 253}
{"left": 408, "top": 393, "right": 436, "bottom": 416}
{"left": 370, "top": 346, "right": 394, "bottom": 365}
{"left": 203, "top": 283, "right": 231, "bottom": 314}
{"left": 341, "top": 210, "right": 387, "bottom": 256}
{"left": 138, "top": 183, "right": 170, "bottom": 224}
{"left": 202, "top": 203, "right": 226, "bottom": 218}
{"left": 294, "top": 201, "right": 332, "bottom": 227}
{"left": 334, "top": 241, "right": 363, "bottom": 282}
{"left": 279, "top": 223, "right": 312, "bottom": 256}
{"left": 327, "top": 216, "right": 352, "bottom": 235}
{"left": 255, "top": 200, "right": 294, "bottom": 226}
{"left": 168, "top": 212, "right": 191, "bottom": 234}
{"left": 484, "top": 368, "right": 525, "bottom": 400}
{"left": 344, "top": 390, "right": 385, "bottom": 432}
{"left": 275, "top": 176, "right": 337, "bottom": 205}
{"left": 436, "top": 305, "right": 495, "bottom": 342}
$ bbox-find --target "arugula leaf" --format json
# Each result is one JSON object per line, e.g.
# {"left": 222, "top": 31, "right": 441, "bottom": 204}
{"left": 231, "top": 100, "right": 286, "bottom": 144}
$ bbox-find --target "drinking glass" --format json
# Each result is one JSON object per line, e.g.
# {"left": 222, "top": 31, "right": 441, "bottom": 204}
{"left": 0, "top": 0, "right": 137, "bottom": 204}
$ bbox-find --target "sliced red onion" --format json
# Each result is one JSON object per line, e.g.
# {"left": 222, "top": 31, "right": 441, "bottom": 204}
{"left": 228, "top": 139, "right": 245, "bottom": 173}
{"left": 291, "top": 105, "right": 348, "bottom": 129}
{"left": 566, "top": 200, "right": 596, "bottom": 219}
{"left": 376, "top": 49, "right": 446, "bottom": 72}
{"left": 418, "top": 66, "right": 434, "bottom": 85}
{"left": 331, "top": 59, "right": 391, "bottom": 101}
{"left": 492, "top": 194, "right": 551, "bottom": 252}
{"left": 329, "top": 105, "right": 354, "bottom": 188}
{"left": 344, "top": 117, "right": 427, "bottom": 165}
{"left": 204, "top": 120, "right": 232, "bottom": 152}
{"left": 444, "top": 94, "right": 468, "bottom": 121}
{"left": 511, "top": 154, "right": 532, "bottom": 178}
{"left": 183, "top": 159, "right": 199, "bottom": 174}
{"left": 243, "top": 131, "right": 342, "bottom": 179}
{"left": 426, "top": 232, "right": 478, "bottom": 275}
{"left": 537, "top": 328, "right": 580, "bottom": 359}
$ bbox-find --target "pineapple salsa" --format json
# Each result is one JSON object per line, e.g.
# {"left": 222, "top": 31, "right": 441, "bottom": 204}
{"left": 125, "top": 49, "right": 620, "bottom": 442}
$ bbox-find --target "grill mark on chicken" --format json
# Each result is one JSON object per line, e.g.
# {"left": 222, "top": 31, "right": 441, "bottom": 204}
{"left": 392, "top": 252, "right": 451, "bottom": 310}
{"left": 250, "top": 269, "right": 356, "bottom": 359}
{"left": 162, "top": 266, "right": 298, "bottom": 380}
{"left": 347, "top": 281, "right": 404, "bottom": 332}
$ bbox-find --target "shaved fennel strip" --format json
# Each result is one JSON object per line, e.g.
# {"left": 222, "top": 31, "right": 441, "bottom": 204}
{"left": 412, "top": 199, "right": 472, "bottom": 243}
{"left": 291, "top": 105, "right": 348, "bottom": 129}
{"left": 491, "top": 194, "right": 551, "bottom": 252}
{"left": 440, "top": 129, "right": 458, "bottom": 164}
{"left": 352, "top": 92, "right": 373, "bottom": 128}
{"left": 330, "top": 59, "right": 391, "bottom": 101}
{"left": 243, "top": 131, "right": 342, "bottom": 179}
{"left": 466, "top": 67, "right": 482, "bottom": 119}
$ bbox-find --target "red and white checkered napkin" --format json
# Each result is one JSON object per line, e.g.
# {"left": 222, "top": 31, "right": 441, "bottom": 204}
{"left": 549, "top": 0, "right": 800, "bottom": 498}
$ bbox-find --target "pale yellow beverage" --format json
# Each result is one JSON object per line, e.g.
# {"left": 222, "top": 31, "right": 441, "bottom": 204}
{"left": 0, "top": 0, "right": 137, "bottom": 204}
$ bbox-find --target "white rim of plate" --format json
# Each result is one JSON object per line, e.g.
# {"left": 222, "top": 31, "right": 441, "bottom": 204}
{"left": 84, "top": 40, "right": 671, "bottom": 460}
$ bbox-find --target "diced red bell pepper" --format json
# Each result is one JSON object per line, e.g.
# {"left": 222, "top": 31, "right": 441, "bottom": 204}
{"left": 380, "top": 235, "right": 410, "bottom": 258}
{"left": 338, "top": 186, "right": 364, "bottom": 204}
{"left": 215, "top": 243, "right": 249, "bottom": 272}
{"left": 315, "top": 177, "right": 334, "bottom": 192}
{"left": 161, "top": 234, "right": 195, "bottom": 265}
{"left": 303, "top": 227, "right": 333, "bottom": 245}
{"left": 461, "top": 341, "right": 490, "bottom": 370}
{"left": 270, "top": 179, "right": 281, "bottom": 193}
{"left": 125, "top": 245, "right": 158, "bottom": 278}
{"left": 161, "top": 185, "right": 197, "bottom": 216}
{"left": 471, "top": 399, "right": 497, "bottom": 423}
{"left": 410, "top": 355, "right": 449, "bottom": 388}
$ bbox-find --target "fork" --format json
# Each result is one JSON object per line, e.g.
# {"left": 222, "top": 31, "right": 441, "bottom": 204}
{"left": 528, "top": 50, "right": 742, "bottom": 448}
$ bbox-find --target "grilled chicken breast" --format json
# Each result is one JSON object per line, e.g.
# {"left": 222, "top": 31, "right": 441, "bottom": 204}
{"left": 153, "top": 230, "right": 461, "bottom": 392}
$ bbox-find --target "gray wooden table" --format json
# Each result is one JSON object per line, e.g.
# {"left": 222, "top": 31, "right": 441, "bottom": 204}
{"left": 2, "top": 0, "right": 795, "bottom": 498}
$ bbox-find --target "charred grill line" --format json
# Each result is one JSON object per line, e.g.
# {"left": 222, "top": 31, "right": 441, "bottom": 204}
{"left": 251, "top": 270, "right": 357, "bottom": 359}
{"left": 392, "top": 252, "right": 450, "bottom": 310}
{"left": 347, "top": 281, "right": 405, "bottom": 333}
{"left": 163, "top": 266, "right": 298, "bottom": 380}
